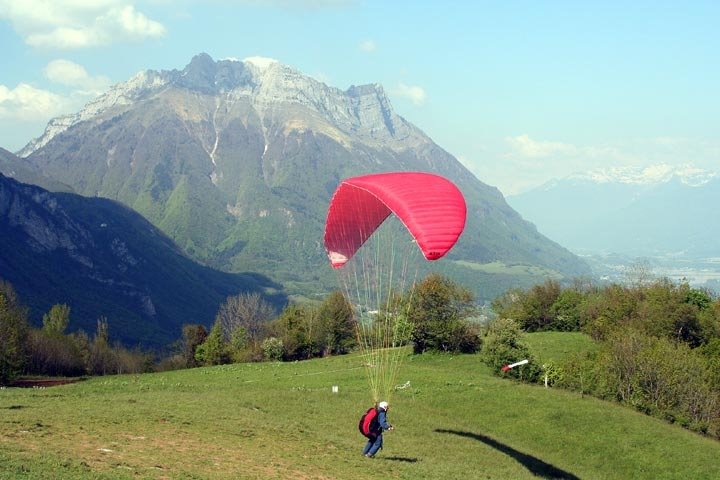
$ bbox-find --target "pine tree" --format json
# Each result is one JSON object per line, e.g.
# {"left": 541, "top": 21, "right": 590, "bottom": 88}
{"left": 195, "top": 321, "right": 229, "bottom": 366}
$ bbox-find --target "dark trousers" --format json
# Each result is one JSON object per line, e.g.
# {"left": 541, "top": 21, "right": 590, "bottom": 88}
{"left": 362, "top": 433, "right": 383, "bottom": 456}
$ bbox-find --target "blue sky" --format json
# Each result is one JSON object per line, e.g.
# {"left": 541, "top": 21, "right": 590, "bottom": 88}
{"left": 1, "top": 0, "right": 718, "bottom": 194}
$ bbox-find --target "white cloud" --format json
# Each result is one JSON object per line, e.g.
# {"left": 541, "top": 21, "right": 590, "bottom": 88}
{"left": 0, "top": 83, "right": 70, "bottom": 120}
{"left": 44, "top": 59, "right": 111, "bottom": 95}
{"left": 359, "top": 40, "right": 376, "bottom": 53}
{"left": 0, "top": 1, "right": 166, "bottom": 49}
{"left": 234, "top": 0, "right": 352, "bottom": 8}
{"left": 243, "top": 56, "right": 279, "bottom": 69}
{"left": 26, "top": 28, "right": 97, "bottom": 49}
{"left": 505, "top": 134, "right": 578, "bottom": 158}
{"left": 44, "top": 60, "right": 93, "bottom": 86}
{"left": 116, "top": 4, "right": 164, "bottom": 36}
{"left": 392, "top": 83, "right": 426, "bottom": 106}
{"left": 0, "top": 58, "right": 110, "bottom": 127}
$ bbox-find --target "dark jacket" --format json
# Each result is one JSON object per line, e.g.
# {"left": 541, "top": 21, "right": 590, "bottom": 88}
{"left": 374, "top": 409, "right": 392, "bottom": 434}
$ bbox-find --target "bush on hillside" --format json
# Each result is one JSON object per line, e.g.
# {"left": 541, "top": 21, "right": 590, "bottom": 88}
{"left": 481, "top": 317, "right": 540, "bottom": 382}
{"left": 269, "top": 304, "right": 320, "bottom": 361}
{"left": 492, "top": 279, "right": 578, "bottom": 332}
{"left": 25, "top": 329, "right": 86, "bottom": 377}
{"left": 408, "top": 273, "right": 480, "bottom": 354}
{"left": 262, "top": 337, "right": 284, "bottom": 361}
{"left": 494, "top": 276, "right": 720, "bottom": 350}
{"left": 557, "top": 327, "right": 720, "bottom": 437}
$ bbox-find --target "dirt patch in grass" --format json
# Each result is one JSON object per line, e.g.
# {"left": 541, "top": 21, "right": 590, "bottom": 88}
{"left": 9, "top": 378, "right": 84, "bottom": 388}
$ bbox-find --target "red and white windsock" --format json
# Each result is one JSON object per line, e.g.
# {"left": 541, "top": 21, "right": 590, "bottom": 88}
{"left": 501, "top": 359, "right": 529, "bottom": 372}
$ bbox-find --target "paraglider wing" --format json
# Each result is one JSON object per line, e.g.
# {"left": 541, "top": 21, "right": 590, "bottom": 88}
{"left": 324, "top": 172, "right": 467, "bottom": 268}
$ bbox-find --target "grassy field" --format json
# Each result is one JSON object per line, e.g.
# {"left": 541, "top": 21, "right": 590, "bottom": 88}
{"left": 1, "top": 337, "right": 719, "bottom": 479}
{"left": 451, "top": 260, "right": 563, "bottom": 279}
{"left": 524, "top": 331, "right": 600, "bottom": 363}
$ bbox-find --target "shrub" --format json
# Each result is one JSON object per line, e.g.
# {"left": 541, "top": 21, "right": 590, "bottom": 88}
{"left": 541, "top": 360, "right": 564, "bottom": 387}
{"left": 262, "top": 337, "right": 284, "bottom": 361}
{"left": 408, "top": 273, "right": 479, "bottom": 354}
{"left": 155, "top": 354, "right": 187, "bottom": 372}
{"left": 25, "top": 330, "right": 86, "bottom": 377}
{"left": 556, "top": 350, "right": 608, "bottom": 397}
{"left": 560, "top": 327, "right": 720, "bottom": 437}
{"left": 481, "top": 318, "right": 540, "bottom": 382}
{"left": 270, "top": 304, "right": 320, "bottom": 361}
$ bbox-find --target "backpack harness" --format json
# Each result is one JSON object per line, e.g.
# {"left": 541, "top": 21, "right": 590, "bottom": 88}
{"left": 358, "top": 407, "right": 380, "bottom": 438}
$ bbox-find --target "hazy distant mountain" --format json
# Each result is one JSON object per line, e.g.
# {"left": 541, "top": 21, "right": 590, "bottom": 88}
{"left": 0, "top": 173, "right": 284, "bottom": 347}
{"left": 15, "top": 53, "right": 589, "bottom": 299}
{"left": 508, "top": 165, "right": 720, "bottom": 257}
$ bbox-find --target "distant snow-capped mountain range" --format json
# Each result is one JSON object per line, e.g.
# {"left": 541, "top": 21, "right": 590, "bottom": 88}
{"left": 540, "top": 164, "right": 718, "bottom": 190}
{"left": 508, "top": 164, "right": 720, "bottom": 257}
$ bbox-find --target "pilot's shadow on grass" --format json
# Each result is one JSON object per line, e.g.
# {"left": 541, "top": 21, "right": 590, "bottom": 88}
{"left": 381, "top": 456, "right": 418, "bottom": 463}
{"left": 435, "top": 429, "right": 580, "bottom": 480}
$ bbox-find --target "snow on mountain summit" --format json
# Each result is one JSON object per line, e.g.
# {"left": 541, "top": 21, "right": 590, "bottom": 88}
{"left": 243, "top": 56, "right": 279, "bottom": 70}
{"left": 568, "top": 164, "right": 717, "bottom": 187}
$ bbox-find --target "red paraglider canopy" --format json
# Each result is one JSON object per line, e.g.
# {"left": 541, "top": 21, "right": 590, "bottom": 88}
{"left": 324, "top": 172, "right": 467, "bottom": 268}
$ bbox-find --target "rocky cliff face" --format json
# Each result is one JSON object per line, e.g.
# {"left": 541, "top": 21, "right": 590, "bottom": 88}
{"left": 0, "top": 178, "right": 92, "bottom": 264}
{"left": 17, "top": 53, "right": 589, "bottom": 299}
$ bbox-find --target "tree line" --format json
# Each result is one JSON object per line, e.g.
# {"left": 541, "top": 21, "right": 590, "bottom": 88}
{"left": 0, "top": 280, "right": 153, "bottom": 384}
{"left": 490, "top": 276, "right": 720, "bottom": 438}
{"left": 172, "top": 273, "right": 481, "bottom": 369}
{"left": 0, "top": 273, "right": 481, "bottom": 384}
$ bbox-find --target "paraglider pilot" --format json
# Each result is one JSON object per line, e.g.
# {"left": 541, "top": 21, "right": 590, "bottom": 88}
{"left": 361, "top": 401, "right": 393, "bottom": 458}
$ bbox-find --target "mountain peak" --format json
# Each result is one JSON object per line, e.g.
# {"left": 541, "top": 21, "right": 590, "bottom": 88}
{"left": 178, "top": 52, "right": 218, "bottom": 91}
{"left": 187, "top": 52, "right": 215, "bottom": 70}
{"left": 18, "top": 53, "right": 428, "bottom": 157}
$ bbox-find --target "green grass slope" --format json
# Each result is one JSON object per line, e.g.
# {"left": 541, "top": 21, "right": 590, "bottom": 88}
{"left": 1, "top": 347, "right": 718, "bottom": 479}
{"left": 524, "top": 331, "right": 600, "bottom": 363}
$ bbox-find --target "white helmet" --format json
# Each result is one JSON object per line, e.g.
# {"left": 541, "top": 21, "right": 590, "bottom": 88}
{"left": 378, "top": 401, "right": 389, "bottom": 411}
